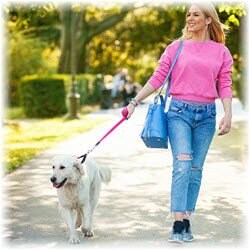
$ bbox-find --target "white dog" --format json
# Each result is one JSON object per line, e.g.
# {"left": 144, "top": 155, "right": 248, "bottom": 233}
{"left": 50, "top": 155, "right": 111, "bottom": 244}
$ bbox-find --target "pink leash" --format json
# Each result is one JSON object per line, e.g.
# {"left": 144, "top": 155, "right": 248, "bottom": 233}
{"left": 78, "top": 107, "right": 128, "bottom": 163}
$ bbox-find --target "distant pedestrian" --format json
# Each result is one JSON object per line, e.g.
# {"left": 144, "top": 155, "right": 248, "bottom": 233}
{"left": 111, "top": 68, "right": 128, "bottom": 98}
{"left": 125, "top": 2, "right": 233, "bottom": 243}
{"left": 120, "top": 75, "right": 142, "bottom": 105}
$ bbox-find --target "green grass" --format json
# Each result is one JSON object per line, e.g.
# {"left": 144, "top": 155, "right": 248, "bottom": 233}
{"left": 5, "top": 105, "right": 100, "bottom": 119}
{"left": 5, "top": 107, "right": 26, "bottom": 119}
{"left": 4, "top": 113, "right": 107, "bottom": 175}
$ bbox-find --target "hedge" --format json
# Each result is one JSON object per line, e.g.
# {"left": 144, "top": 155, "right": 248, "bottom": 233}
{"left": 18, "top": 74, "right": 105, "bottom": 118}
{"left": 21, "top": 74, "right": 103, "bottom": 105}
{"left": 19, "top": 77, "right": 67, "bottom": 118}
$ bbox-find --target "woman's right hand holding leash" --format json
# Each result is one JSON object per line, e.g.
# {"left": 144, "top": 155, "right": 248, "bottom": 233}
{"left": 122, "top": 98, "right": 137, "bottom": 119}
{"left": 126, "top": 103, "right": 136, "bottom": 119}
{"left": 127, "top": 98, "right": 138, "bottom": 119}
{"left": 122, "top": 82, "right": 155, "bottom": 119}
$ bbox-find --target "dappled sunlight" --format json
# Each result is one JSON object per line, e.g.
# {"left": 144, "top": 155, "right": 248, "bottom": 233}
{"left": 3, "top": 0, "right": 247, "bottom": 247}
{"left": 203, "top": 214, "right": 221, "bottom": 222}
{"left": 3, "top": 101, "right": 247, "bottom": 248}
{"left": 191, "top": 198, "right": 244, "bottom": 245}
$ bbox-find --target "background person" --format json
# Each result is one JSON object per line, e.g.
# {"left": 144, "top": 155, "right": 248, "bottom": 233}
{"left": 120, "top": 75, "right": 142, "bottom": 105}
{"left": 111, "top": 68, "right": 128, "bottom": 98}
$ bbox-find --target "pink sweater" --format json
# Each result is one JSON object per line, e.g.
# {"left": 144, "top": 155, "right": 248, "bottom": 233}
{"left": 148, "top": 40, "right": 233, "bottom": 103}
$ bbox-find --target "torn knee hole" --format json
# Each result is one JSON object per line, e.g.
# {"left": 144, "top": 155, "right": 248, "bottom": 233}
{"left": 176, "top": 154, "right": 192, "bottom": 161}
{"left": 191, "top": 166, "right": 202, "bottom": 171}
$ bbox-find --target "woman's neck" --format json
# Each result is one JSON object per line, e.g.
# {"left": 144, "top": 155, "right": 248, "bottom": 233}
{"left": 190, "top": 31, "right": 211, "bottom": 42}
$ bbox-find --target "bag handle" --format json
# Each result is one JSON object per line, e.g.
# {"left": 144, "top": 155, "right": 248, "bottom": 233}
{"left": 154, "top": 40, "right": 183, "bottom": 104}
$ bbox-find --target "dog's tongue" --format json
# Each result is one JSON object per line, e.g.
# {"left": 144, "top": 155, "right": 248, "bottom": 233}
{"left": 53, "top": 183, "right": 60, "bottom": 188}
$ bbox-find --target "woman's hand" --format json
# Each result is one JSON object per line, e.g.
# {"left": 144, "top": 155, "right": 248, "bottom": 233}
{"left": 218, "top": 114, "right": 232, "bottom": 136}
{"left": 126, "top": 103, "right": 136, "bottom": 119}
{"left": 121, "top": 82, "right": 155, "bottom": 119}
{"left": 218, "top": 98, "right": 232, "bottom": 136}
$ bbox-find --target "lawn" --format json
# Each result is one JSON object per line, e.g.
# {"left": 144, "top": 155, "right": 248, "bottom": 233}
{"left": 3, "top": 110, "right": 107, "bottom": 174}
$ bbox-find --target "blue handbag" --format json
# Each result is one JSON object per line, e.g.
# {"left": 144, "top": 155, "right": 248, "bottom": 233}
{"left": 140, "top": 40, "right": 183, "bottom": 148}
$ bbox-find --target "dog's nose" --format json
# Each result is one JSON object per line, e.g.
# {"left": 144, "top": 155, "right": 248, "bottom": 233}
{"left": 50, "top": 176, "right": 57, "bottom": 183}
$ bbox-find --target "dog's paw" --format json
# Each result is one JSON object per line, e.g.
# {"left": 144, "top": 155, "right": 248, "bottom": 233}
{"left": 84, "top": 230, "right": 94, "bottom": 237}
{"left": 69, "top": 235, "right": 80, "bottom": 244}
{"left": 81, "top": 227, "right": 94, "bottom": 237}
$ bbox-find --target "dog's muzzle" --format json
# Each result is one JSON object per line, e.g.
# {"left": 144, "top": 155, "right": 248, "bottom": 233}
{"left": 50, "top": 176, "right": 67, "bottom": 188}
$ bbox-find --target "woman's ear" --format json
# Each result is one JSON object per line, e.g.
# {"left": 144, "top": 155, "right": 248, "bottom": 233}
{"left": 206, "top": 17, "right": 212, "bottom": 25}
{"left": 73, "top": 159, "right": 85, "bottom": 175}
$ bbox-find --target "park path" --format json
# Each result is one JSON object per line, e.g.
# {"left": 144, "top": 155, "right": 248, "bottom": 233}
{"left": 2, "top": 98, "right": 248, "bottom": 249}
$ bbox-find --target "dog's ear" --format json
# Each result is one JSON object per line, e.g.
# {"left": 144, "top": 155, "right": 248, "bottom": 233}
{"left": 73, "top": 159, "right": 85, "bottom": 175}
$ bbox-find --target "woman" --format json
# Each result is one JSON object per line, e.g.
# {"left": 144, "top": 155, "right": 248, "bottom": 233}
{"left": 126, "top": 2, "right": 233, "bottom": 244}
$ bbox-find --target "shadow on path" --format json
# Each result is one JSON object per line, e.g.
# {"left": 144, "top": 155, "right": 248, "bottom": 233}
{"left": 2, "top": 101, "right": 248, "bottom": 249}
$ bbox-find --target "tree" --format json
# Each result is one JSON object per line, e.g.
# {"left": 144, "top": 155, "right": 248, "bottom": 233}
{"left": 87, "top": 4, "right": 187, "bottom": 80}
{"left": 217, "top": 3, "right": 247, "bottom": 105}
{"left": 5, "top": 3, "right": 246, "bottom": 105}
{"left": 57, "top": 4, "right": 132, "bottom": 74}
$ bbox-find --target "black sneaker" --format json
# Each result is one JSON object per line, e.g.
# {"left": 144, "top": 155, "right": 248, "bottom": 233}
{"left": 168, "top": 221, "right": 184, "bottom": 244}
{"left": 183, "top": 219, "right": 194, "bottom": 242}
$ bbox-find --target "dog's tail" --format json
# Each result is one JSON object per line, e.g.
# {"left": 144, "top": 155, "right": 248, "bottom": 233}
{"left": 99, "top": 166, "right": 111, "bottom": 184}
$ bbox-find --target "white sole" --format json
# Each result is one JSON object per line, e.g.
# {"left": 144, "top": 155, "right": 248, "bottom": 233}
{"left": 168, "top": 239, "right": 183, "bottom": 244}
{"left": 183, "top": 239, "right": 194, "bottom": 242}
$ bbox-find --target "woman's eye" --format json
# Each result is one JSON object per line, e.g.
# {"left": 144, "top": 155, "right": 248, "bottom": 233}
{"left": 60, "top": 166, "right": 65, "bottom": 170}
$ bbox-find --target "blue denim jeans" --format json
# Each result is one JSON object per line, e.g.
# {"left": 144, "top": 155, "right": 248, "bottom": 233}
{"left": 167, "top": 98, "right": 216, "bottom": 213}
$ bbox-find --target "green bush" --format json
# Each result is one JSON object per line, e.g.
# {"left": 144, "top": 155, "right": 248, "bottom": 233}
{"left": 52, "top": 74, "right": 101, "bottom": 104}
{"left": 18, "top": 73, "right": 105, "bottom": 117}
{"left": 8, "top": 32, "right": 55, "bottom": 106}
{"left": 75, "top": 74, "right": 99, "bottom": 104}
{"left": 77, "top": 77, "right": 90, "bottom": 105}
{"left": 91, "top": 74, "right": 103, "bottom": 103}
{"left": 20, "top": 74, "right": 104, "bottom": 106}
{"left": 19, "top": 77, "right": 67, "bottom": 117}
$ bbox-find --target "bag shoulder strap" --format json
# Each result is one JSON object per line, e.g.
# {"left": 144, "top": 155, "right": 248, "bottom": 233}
{"left": 157, "top": 40, "right": 183, "bottom": 98}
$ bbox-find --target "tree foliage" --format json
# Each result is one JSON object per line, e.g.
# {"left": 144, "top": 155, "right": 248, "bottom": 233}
{"left": 57, "top": 4, "right": 132, "bottom": 74}
{"left": 217, "top": 3, "right": 246, "bottom": 104}
{"left": 5, "top": 2, "right": 247, "bottom": 105}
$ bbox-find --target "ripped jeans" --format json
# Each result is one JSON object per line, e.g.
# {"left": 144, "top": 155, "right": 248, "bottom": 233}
{"left": 167, "top": 98, "right": 216, "bottom": 213}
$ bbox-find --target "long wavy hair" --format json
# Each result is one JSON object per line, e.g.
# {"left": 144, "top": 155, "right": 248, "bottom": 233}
{"left": 181, "top": 2, "right": 228, "bottom": 44}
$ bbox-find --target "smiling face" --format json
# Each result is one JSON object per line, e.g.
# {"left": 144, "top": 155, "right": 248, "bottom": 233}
{"left": 186, "top": 5, "right": 211, "bottom": 34}
{"left": 50, "top": 155, "right": 84, "bottom": 188}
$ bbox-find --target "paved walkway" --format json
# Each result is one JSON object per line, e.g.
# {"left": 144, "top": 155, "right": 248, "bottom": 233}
{"left": 2, "top": 98, "right": 248, "bottom": 249}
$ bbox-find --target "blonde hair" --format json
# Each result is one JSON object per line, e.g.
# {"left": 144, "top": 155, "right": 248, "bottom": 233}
{"left": 181, "top": 2, "right": 228, "bottom": 44}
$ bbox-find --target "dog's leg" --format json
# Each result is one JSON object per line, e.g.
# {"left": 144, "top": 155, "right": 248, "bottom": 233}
{"left": 75, "top": 209, "right": 82, "bottom": 229}
{"left": 89, "top": 182, "right": 101, "bottom": 228}
{"left": 81, "top": 203, "right": 94, "bottom": 237}
{"left": 59, "top": 206, "right": 80, "bottom": 244}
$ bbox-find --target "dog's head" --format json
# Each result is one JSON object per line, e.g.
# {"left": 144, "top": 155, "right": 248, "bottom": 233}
{"left": 50, "top": 155, "right": 85, "bottom": 188}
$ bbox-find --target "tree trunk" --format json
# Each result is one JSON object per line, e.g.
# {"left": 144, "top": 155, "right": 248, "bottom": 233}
{"left": 58, "top": 5, "right": 131, "bottom": 74}
{"left": 58, "top": 6, "right": 71, "bottom": 74}
{"left": 76, "top": 43, "right": 87, "bottom": 73}
{"left": 76, "top": 12, "right": 88, "bottom": 73}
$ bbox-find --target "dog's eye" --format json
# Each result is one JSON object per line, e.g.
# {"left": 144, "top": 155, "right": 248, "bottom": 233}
{"left": 60, "top": 166, "right": 65, "bottom": 170}
{"left": 52, "top": 166, "right": 55, "bottom": 169}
